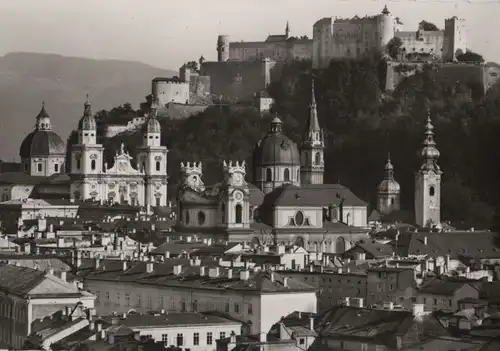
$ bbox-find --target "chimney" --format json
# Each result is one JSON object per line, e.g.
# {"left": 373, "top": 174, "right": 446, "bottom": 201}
{"left": 283, "top": 277, "right": 288, "bottom": 287}
{"left": 227, "top": 269, "right": 233, "bottom": 279}
{"left": 240, "top": 270, "right": 250, "bottom": 281}
{"left": 57, "top": 237, "right": 64, "bottom": 248}
{"left": 309, "top": 265, "right": 314, "bottom": 272}
{"left": 383, "top": 301, "right": 394, "bottom": 310}
{"left": 48, "top": 268, "right": 54, "bottom": 276}
{"left": 309, "top": 315, "right": 314, "bottom": 331}
{"left": 119, "top": 253, "right": 125, "bottom": 261}
{"left": 146, "top": 262, "right": 154, "bottom": 273}
{"left": 259, "top": 333, "right": 267, "bottom": 343}
{"left": 60, "top": 271, "right": 67, "bottom": 282}
{"left": 230, "top": 331, "right": 237, "bottom": 343}
{"left": 209, "top": 267, "right": 220, "bottom": 278}
{"left": 340, "top": 297, "right": 350, "bottom": 306}
{"left": 122, "top": 312, "right": 127, "bottom": 319}
{"left": 423, "top": 236, "right": 427, "bottom": 245}
{"left": 100, "top": 329, "right": 106, "bottom": 340}
{"left": 89, "top": 321, "right": 95, "bottom": 331}
{"left": 111, "top": 316, "right": 120, "bottom": 325}
{"left": 122, "top": 261, "right": 128, "bottom": 271}
{"left": 173, "top": 265, "right": 182, "bottom": 275}
{"left": 412, "top": 303, "right": 424, "bottom": 316}
{"left": 94, "top": 258, "right": 101, "bottom": 269}
{"left": 200, "top": 266, "right": 206, "bottom": 276}
{"left": 270, "top": 272, "right": 275, "bottom": 282}
{"left": 164, "top": 251, "right": 170, "bottom": 259}
{"left": 298, "top": 311, "right": 302, "bottom": 319}
{"left": 351, "top": 297, "right": 364, "bottom": 308}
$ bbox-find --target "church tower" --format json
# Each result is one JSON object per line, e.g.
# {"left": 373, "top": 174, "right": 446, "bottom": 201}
{"left": 377, "top": 153, "right": 400, "bottom": 215}
{"left": 415, "top": 112, "right": 442, "bottom": 227}
{"left": 285, "top": 21, "right": 290, "bottom": 38}
{"left": 70, "top": 96, "right": 105, "bottom": 201}
{"left": 136, "top": 98, "right": 168, "bottom": 207}
{"left": 300, "top": 80, "right": 325, "bottom": 185}
{"left": 220, "top": 161, "right": 250, "bottom": 229}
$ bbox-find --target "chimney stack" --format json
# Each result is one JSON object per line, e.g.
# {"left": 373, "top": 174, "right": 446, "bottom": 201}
{"left": 200, "top": 266, "right": 206, "bottom": 276}
{"left": 173, "top": 265, "right": 182, "bottom": 275}
{"left": 423, "top": 236, "right": 428, "bottom": 245}
{"left": 94, "top": 258, "right": 101, "bottom": 269}
{"left": 122, "top": 261, "right": 128, "bottom": 271}
{"left": 412, "top": 303, "right": 424, "bottom": 316}
{"left": 146, "top": 262, "right": 154, "bottom": 273}
{"left": 209, "top": 267, "right": 220, "bottom": 278}
{"left": 283, "top": 277, "right": 288, "bottom": 287}
{"left": 164, "top": 251, "right": 170, "bottom": 259}
{"left": 383, "top": 301, "right": 394, "bottom": 310}
{"left": 240, "top": 270, "right": 250, "bottom": 281}
{"left": 309, "top": 315, "right": 314, "bottom": 331}
{"left": 227, "top": 269, "right": 233, "bottom": 279}
{"left": 60, "top": 271, "right": 67, "bottom": 282}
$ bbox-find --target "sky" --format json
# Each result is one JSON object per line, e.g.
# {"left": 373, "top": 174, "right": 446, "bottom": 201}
{"left": 0, "top": 0, "right": 498, "bottom": 70}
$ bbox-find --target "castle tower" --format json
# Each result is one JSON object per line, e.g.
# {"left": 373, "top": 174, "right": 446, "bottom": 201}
{"left": 414, "top": 112, "right": 442, "bottom": 227}
{"left": 443, "top": 16, "right": 467, "bottom": 62}
{"left": 70, "top": 95, "right": 105, "bottom": 201}
{"left": 300, "top": 80, "right": 324, "bottom": 185}
{"left": 217, "top": 35, "right": 230, "bottom": 62}
{"left": 377, "top": 153, "right": 401, "bottom": 215}
{"left": 220, "top": 161, "right": 250, "bottom": 229}
{"left": 136, "top": 98, "right": 168, "bottom": 207}
{"left": 377, "top": 5, "right": 395, "bottom": 51}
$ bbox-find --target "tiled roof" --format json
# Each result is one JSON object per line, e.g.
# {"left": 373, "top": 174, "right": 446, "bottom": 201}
{"left": 316, "top": 305, "right": 448, "bottom": 347}
{"left": 393, "top": 231, "right": 500, "bottom": 259}
{"left": 84, "top": 261, "right": 316, "bottom": 294}
{"left": 0, "top": 263, "right": 46, "bottom": 296}
{"left": 419, "top": 277, "right": 479, "bottom": 296}
{"left": 346, "top": 240, "right": 394, "bottom": 258}
{"left": 102, "top": 311, "right": 239, "bottom": 328}
{"left": 152, "top": 242, "right": 208, "bottom": 255}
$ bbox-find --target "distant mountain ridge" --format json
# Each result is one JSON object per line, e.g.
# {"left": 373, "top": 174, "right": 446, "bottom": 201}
{"left": 0, "top": 52, "right": 175, "bottom": 161}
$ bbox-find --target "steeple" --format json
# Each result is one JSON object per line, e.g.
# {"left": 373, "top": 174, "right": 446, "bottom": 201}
{"left": 384, "top": 153, "right": 394, "bottom": 180}
{"left": 269, "top": 114, "right": 283, "bottom": 134}
{"left": 36, "top": 101, "right": 52, "bottom": 131}
{"left": 83, "top": 94, "right": 92, "bottom": 117}
{"left": 302, "top": 80, "right": 323, "bottom": 146}
{"left": 285, "top": 21, "right": 290, "bottom": 38}
{"left": 419, "top": 111, "right": 441, "bottom": 174}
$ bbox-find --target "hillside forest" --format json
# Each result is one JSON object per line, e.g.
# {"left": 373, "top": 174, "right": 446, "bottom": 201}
{"left": 66, "top": 56, "right": 500, "bottom": 230}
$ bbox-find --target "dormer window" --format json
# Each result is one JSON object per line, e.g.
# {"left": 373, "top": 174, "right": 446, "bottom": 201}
{"left": 295, "top": 211, "right": 305, "bottom": 226}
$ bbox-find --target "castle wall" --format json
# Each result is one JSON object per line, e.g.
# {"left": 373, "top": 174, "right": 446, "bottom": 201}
{"left": 189, "top": 75, "right": 211, "bottom": 97}
{"left": 152, "top": 80, "right": 190, "bottom": 106}
{"left": 157, "top": 103, "right": 210, "bottom": 120}
{"left": 396, "top": 30, "right": 444, "bottom": 57}
{"left": 229, "top": 39, "right": 313, "bottom": 62}
{"left": 200, "top": 60, "right": 281, "bottom": 101}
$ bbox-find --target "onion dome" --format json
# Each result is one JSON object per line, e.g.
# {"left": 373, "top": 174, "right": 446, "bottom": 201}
{"left": 143, "top": 97, "right": 161, "bottom": 133}
{"left": 20, "top": 102, "right": 65, "bottom": 159}
{"left": 78, "top": 95, "right": 97, "bottom": 130}
{"left": 253, "top": 115, "right": 300, "bottom": 166}
{"left": 419, "top": 112, "right": 442, "bottom": 173}
{"left": 377, "top": 153, "right": 400, "bottom": 193}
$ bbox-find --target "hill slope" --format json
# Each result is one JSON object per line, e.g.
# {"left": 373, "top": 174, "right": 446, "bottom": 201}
{"left": 0, "top": 52, "right": 175, "bottom": 161}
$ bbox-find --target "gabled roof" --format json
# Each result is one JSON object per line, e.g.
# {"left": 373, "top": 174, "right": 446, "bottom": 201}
{"left": 0, "top": 263, "right": 46, "bottom": 296}
{"left": 419, "top": 277, "right": 479, "bottom": 296}
{"left": 102, "top": 312, "right": 239, "bottom": 328}
{"left": 347, "top": 240, "right": 395, "bottom": 258}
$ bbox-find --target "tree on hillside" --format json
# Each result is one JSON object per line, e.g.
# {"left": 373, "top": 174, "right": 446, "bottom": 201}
{"left": 386, "top": 37, "right": 403, "bottom": 60}
{"left": 456, "top": 50, "right": 485, "bottom": 63}
{"left": 419, "top": 20, "right": 439, "bottom": 31}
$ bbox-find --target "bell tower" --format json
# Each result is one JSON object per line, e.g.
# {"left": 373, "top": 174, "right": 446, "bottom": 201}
{"left": 300, "top": 80, "right": 325, "bottom": 185}
{"left": 220, "top": 160, "right": 250, "bottom": 229}
{"left": 415, "top": 112, "right": 442, "bottom": 227}
{"left": 377, "top": 153, "right": 401, "bottom": 215}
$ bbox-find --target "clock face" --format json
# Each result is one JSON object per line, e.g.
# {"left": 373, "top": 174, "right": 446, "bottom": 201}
{"left": 234, "top": 191, "right": 243, "bottom": 201}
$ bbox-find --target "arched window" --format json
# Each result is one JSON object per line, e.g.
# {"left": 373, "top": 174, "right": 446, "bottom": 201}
{"left": 315, "top": 152, "right": 321, "bottom": 165}
{"left": 91, "top": 160, "right": 96, "bottom": 171}
{"left": 235, "top": 204, "right": 242, "bottom": 224}
{"left": 303, "top": 151, "right": 308, "bottom": 165}
{"left": 185, "top": 211, "right": 190, "bottom": 225}
{"left": 156, "top": 161, "right": 160, "bottom": 171}
{"left": 297, "top": 169, "right": 300, "bottom": 181}
{"left": 284, "top": 168, "right": 290, "bottom": 181}
{"left": 221, "top": 203, "right": 225, "bottom": 223}
{"left": 429, "top": 185, "right": 435, "bottom": 197}
{"left": 37, "top": 163, "right": 42, "bottom": 172}
{"left": 266, "top": 168, "right": 272, "bottom": 182}
{"left": 54, "top": 164, "right": 59, "bottom": 173}
{"left": 142, "top": 162, "right": 146, "bottom": 172}
{"left": 197, "top": 211, "right": 206, "bottom": 226}
{"left": 76, "top": 159, "right": 81, "bottom": 170}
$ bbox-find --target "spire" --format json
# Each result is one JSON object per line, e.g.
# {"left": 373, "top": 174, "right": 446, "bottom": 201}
{"left": 302, "top": 80, "right": 322, "bottom": 145}
{"left": 83, "top": 94, "right": 92, "bottom": 117}
{"left": 384, "top": 153, "right": 394, "bottom": 180}
{"left": 285, "top": 21, "right": 290, "bottom": 38}
{"left": 382, "top": 5, "right": 390, "bottom": 15}
{"left": 36, "top": 100, "right": 50, "bottom": 119}
{"left": 419, "top": 110, "right": 441, "bottom": 173}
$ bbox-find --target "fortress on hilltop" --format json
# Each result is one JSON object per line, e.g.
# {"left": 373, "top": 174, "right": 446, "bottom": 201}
{"left": 313, "top": 6, "right": 466, "bottom": 68}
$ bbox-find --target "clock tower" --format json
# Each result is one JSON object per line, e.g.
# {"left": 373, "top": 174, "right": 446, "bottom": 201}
{"left": 220, "top": 160, "right": 250, "bottom": 229}
{"left": 415, "top": 112, "right": 442, "bottom": 227}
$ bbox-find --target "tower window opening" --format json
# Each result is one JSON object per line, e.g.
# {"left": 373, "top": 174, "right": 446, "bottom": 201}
{"left": 235, "top": 204, "right": 243, "bottom": 224}
{"left": 156, "top": 161, "right": 160, "bottom": 171}
{"left": 429, "top": 185, "right": 435, "bottom": 197}
{"left": 76, "top": 159, "right": 81, "bottom": 170}
{"left": 315, "top": 152, "right": 321, "bottom": 165}
{"left": 266, "top": 168, "right": 272, "bottom": 182}
{"left": 91, "top": 160, "right": 96, "bottom": 171}
{"left": 37, "top": 163, "right": 42, "bottom": 172}
{"left": 54, "top": 164, "right": 59, "bottom": 173}
{"left": 284, "top": 168, "right": 290, "bottom": 181}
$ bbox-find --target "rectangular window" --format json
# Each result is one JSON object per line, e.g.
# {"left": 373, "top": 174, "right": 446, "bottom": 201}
{"left": 54, "top": 164, "right": 59, "bottom": 172}
{"left": 181, "top": 301, "right": 186, "bottom": 312}
{"left": 248, "top": 303, "right": 253, "bottom": 315}
{"left": 37, "top": 163, "right": 42, "bottom": 172}
{"left": 225, "top": 302, "right": 230, "bottom": 313}
{"left": 105, "top": 292, "right": 110, "bottom": 300}
{"left": 136, "top": 295, "right": 141, "bottom": 307}
{"left": 147, "top": 296, "right": 152, "bottom": 309}
{"left": 159, "top": 296, "right": 164, "bottom": 308}
{"left": 95, "top": 291, "right": 100, "bottom": 303}
{"left": 299, "top": 338, "right": 305, "bottom": 345}
{"left": 193, "top": 332, "right": 199, "bottom": 345}
{"left": 234, "top": 303, "right": 240, "bottom": 313}
{"left": 220, "top": 332, "right": 226, "bottom": 340}
{"left": 161, "top": 334, "right": 168, "bottom": 343}
{"left": 192, "top": 300, "right": 198, "bottom": 312}
{"left": 125, "top": 293, "right": 130, "bottom": 306}
{"left": 116, "top": 292, "right": 120, "bottom": 302}
{"left": 207, "top": 332, "right": 213, "bottom": 345}
{"left": 176, "top": 333, "right": 183, "bottom": 346}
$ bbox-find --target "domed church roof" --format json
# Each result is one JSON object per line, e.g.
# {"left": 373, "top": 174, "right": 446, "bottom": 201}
{"left": 19, "top": 102, "right": 66, "bottom": 159}
{"left": 377, "top": 153, "right": 400, "bottom": 193}
{"left": 253, "top": 115, "right": 300, "bottom": 166}
{"left": 142, "top": 97, "right": 161, "bottom": 133}
{"left": 78, "top": 95, "right": 97, "bottom": 130}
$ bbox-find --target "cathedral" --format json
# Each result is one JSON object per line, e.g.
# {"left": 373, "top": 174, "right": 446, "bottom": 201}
{"left": 0, "top": 97, "right": 168, "bottom": 207}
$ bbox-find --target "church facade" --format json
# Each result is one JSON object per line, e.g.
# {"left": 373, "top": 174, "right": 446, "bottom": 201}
{"left": 0, "top": 98, "right": 168, "bottom": 207}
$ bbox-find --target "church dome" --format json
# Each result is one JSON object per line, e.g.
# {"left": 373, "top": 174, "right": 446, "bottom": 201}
{"left": 19, "top": 130, "right": 66, "bottom": 159}
{"left": 78, "top": 96, "right": 96, "bottom": 130}
{"left": 377, "top": 154, "right": 400, "bottom": 194}
{"left": 19, "top": 103, "right": 66, "bottom": 159}
{"left": 144, "top": 117, "right": 161, "bottom": 133}
{"left": 253, "top": 116, "right": 300, "bottom": 166}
